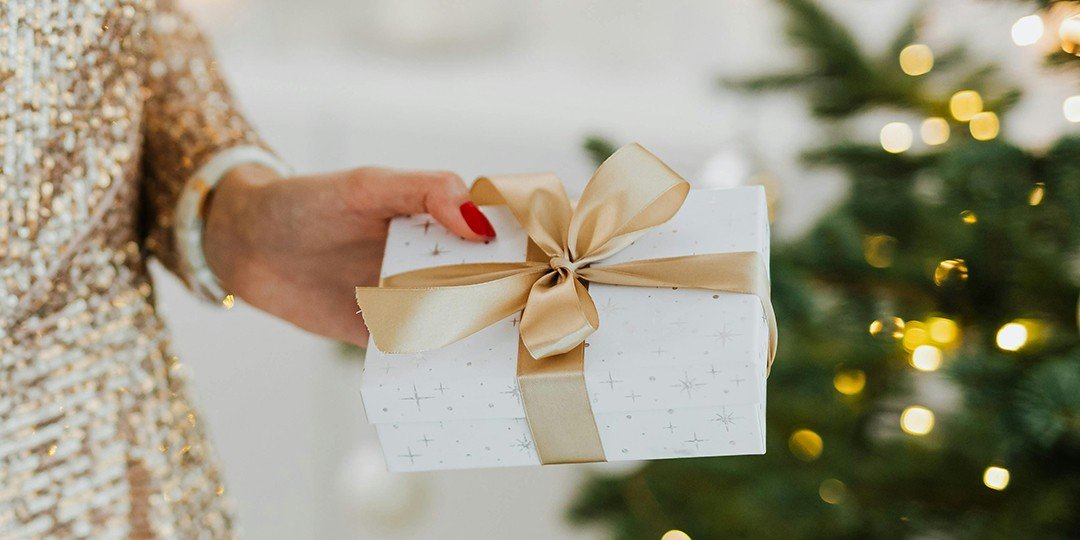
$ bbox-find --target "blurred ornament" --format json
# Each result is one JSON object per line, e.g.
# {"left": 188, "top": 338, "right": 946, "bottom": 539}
{"left": 869, "top": 316, "right": 905, "bottom": 339}
{"left": 934, "top": 259, "right": 968, "bottom": 287}
{"left": 880, "top": 122, "right": 913, "bottom": 153}
{"left": 910, "top": 345, "right": 943, "bottom": 372}
{"left": 902, "top": 321, "right": 929, "bottom": 352}
{"left": 898, "top": 44, "right": 934, "bottom": 76}
{"left": 1060, "top": 14, "right": 1080, "bottom": 55}
{"left": 1064, "top": 96, "right": 1080, "bottom": 123}
{"left": 949, "top": 91, "right": 983, "bottom": 122}
{"left": 983, "top": 466, "right": 1010, "bottom": 490}
{"left": 697, "top": 150, "right": 752, "bottom": 190}
{"left": 662, "top": 531, "right": 692, "bottom": 540}
{"left": 900, "top": 406, "right": 934, "bottom": 435}
{"left": 788, "top": 429, "right": 823, "bottom": 461}
{"left": 1011, "top": 15, "right": 1045, "bottom": 46}
{"left": 995, "top": 321, "right": 1029, "bottom": 351}
{"left": 1029, "top": 182, "right": 1046, "bottom": 206}
{"left": 969, "top": 112, "right": 1000, "bottom": 141}
{"left": 863, "top": 234, "right": 897, "bottom": 268}
{"left": 336, "top": 440, "right": 428, "bottom": 528}
{"left": 927, "top": 317, "right": 960, "bottom": 345}
{"left": 833, "top": 369, "right": 866, "bottom": 396}
{"left": 818, "top": 479, "right": 847, "bottom": 504}
{"left": 920, "top": 117, "right": 950, "bottom": 146}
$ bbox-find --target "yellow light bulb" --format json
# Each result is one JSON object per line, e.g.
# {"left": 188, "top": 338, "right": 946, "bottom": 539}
{"left": 920, "top": 117, "right": 950, "bottom": 145}
{"left": 934, "top": 259, "right": 969, "bottom": 287}
{"left": 902, "top": 321, "right": 928, "bottom": 352}
{"left": 899, "top": 44, "right": 934, "bottom": 76}
{"left": 834, "top": 370, "right": 867, "bottom": 396}
{"left": 819, "top": 479, "right": 847, "bottom": 505}
{"left": 1064, "top": 96, "right": 1080, "bottom": 123}
{"left": 983, "top": 466, "right": 1010, "bottom": 491}
{"left": 950, "top": 91, "right": 983, "bottom": 121}
{"left": 995, "top": 322, "right": 1028, "bottom": 351}
{"left": 928, "top": 317, "right": 959, "bottom": 344}
{"left": 900, "top": 406, "right": 935, "bottom": 435}
{"left": 910, "top": 345, "right": 943, "bottom": 372}
{"left": 1029, "top": 182, "right": 1045, "bottom": 206}
{"left": 661, "top": 531, "right": 692, "bottom": 540}
{"left": 1011, "top": 15, "right": 1044, "bottom": 46}
{"left": 969, "top": 112, "right": 1000, "bottom": 141}
{"left": 880, "top": 122, "right": 913, "bottom": 153}
{"left": 789, "top": 429, "right": 824, "bottom": 461}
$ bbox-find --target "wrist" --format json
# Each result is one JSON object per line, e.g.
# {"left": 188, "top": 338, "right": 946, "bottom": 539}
{"left": 203, "top": 164, "right": 282, "bottom": 292}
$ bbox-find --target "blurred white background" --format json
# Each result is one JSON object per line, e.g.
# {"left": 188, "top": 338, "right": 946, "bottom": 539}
{"left": 151, "top": 0, "right": 1075, "bottom": 538}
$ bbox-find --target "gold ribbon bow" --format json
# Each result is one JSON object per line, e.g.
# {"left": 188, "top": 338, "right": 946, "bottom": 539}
{"left": 356, "top": 143, "right": 777, "bottom": 464}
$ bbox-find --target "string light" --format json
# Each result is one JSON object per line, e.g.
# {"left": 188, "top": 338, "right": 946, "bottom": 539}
{"left": 819, "top": 479, "right": 847, "bottom": 504}
{"left": 863, "top": 234, "right": 897, "bottom": 268}
{"left": 995, "top": 321, "right": 1028, "bottom": 351}
{"left": 927, "top": 317, "right": 959, "bottom": 345}
{"left": 899, "top": 44, "right": 934, "bottom": 75}
{"left": 789, "top": 429, "right": 824, "bottom": 461}
{"left": 983, "top": 466, "right": 1010, "bottom": 491}
{"left": 1060, "top": 14, "right": 1080, "bottom": 55}
{"left": 1011, "top": 15, "right": 1044, "bottom": 46}
{"left": 960, "top": 210, "right": 977, "bottom": 224}
{"left": 661, "top": 530, "right": 692, "bottom": 540}
{"left": 969, "top": 112, "right": 1000, "bottom": 141}
{"left": 949, "top": 91, "right": 983, "bottom": 121}
{"left": 834, "top": 370, "right": 866, "bottom": 395}
{"left": 1064, "top": 95, "right": 1080, "bottom": 123}
{"left": 920, "top": 117, "right": 950, "bottom": 145}
{"left": 880, "top": 122, "right": 913, "bottom": 153}
{"left": 902, "top": 321, "right": 929, "bottom": 352}
{"left": 910, "top": 345, "right": 943, "bottom": 372}
{"left": 1029, "top": 182, "right": 1045, "bottom": 206}
{"left": 869, "top": 316, "right": 905, "bottom": 339}
{"left": 934, "top": 259, "right": 968, "bottom": 286}
{"left": 900, "top": 406, "right": 935, "bottom": 435}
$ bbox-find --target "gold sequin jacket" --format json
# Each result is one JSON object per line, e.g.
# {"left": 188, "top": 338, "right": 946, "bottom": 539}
{"left": 1, "top": 0, "right": 267, "bottom": 537}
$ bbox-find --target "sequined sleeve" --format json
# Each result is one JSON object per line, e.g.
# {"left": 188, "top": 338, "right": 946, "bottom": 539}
{"left": 139, "top": 0, "right": 270, "bottom": 287}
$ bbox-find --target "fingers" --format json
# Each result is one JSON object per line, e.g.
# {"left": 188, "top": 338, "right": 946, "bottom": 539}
{"left": 351, "top": 168, "right": 496, "bottom": 242}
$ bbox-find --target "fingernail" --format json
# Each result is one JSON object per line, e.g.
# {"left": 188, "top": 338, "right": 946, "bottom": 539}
{"left": 460, "top": 202, "right": 496, "bottom": 238}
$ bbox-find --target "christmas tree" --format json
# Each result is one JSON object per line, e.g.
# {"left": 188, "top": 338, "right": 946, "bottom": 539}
{"left": 570, "top": 1, "right": 1080, "bottom": 538}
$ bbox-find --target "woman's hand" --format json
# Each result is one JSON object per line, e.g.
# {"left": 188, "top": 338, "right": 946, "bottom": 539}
{"left": 202, "top": 164, "right": 496, "bottom": 346}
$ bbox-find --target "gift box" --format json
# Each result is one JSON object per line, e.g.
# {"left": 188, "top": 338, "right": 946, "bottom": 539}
{"left": 358, "top": 147, "right": 772, "bottom": 471}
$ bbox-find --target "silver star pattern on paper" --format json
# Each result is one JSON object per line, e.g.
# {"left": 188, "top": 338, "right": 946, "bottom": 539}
{"left": 707, "top": 365, "right": 721, "bottom": 378}
{"left": 601, "top": 372, "right": 623, "bottom": 390}
{"left": 401, "top": 384, "right": 435, "bottom": 411}
{"left": 415, "top": 219, "right": 435, "bottom": 234}
{"left": 685, "top": 432, "right": 708, "bottom": 449}
{"left": 664, "top": 422, "right": 678, "bottom": 434}
{"left": 511, "top": 436, "right": 533, "bottom": 452}
{"left": 500, "top": 385, "right": 521, "bottom": 403}
{"left": 708, "top": 324, "right": 740, "bottom": 346}
{"left": 435, "top": 383, "right": 449, "bottom": 395}
{"left": 418, "top": 434, "right": 435, "bottom": 447}
{"left": 399, "top": 447, "right": 421, "bottom": 464}
{"left": 598, "top": 298, "right": 625, "bottom": 314}
{"left": 624, "top": 391, "right": 642, "bottom": 403}
{"left": 731, "top": 377, "right": 746, "bottom": 387}
{"left": 709, "top": 407, "right": 743, "bottom": 432}
{"left": 671, "top": 371, "right": 706, "bottom": 399}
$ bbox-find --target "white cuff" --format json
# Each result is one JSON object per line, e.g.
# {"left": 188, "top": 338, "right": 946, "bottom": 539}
{"left": 174, "top": 146, "right": 292, "bottom": 304}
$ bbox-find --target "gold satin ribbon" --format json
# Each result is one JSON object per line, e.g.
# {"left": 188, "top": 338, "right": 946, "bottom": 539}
{"left": 356, "top": 143, "right": 777, "bottom": 464}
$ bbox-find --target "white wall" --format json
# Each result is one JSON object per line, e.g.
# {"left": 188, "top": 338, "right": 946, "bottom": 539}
{"left": 159, "top": 0, "right": 1075, "bottom": 538}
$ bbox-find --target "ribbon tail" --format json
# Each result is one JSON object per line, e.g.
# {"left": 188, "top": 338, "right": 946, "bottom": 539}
{"left": 579, "top": 251, "right": 778, "bottom": 372}
{"left": 356, "top": 265, "right": 548, "bottom": 353}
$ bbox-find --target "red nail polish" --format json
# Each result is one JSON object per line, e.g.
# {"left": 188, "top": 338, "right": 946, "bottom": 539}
{"left": 460, "top": 202, "right": 496, "bottom": 238}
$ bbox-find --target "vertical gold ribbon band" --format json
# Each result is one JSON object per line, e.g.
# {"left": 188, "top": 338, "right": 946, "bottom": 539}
{"left": 356, "top": 143, "right": 777, "bottom": 464}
